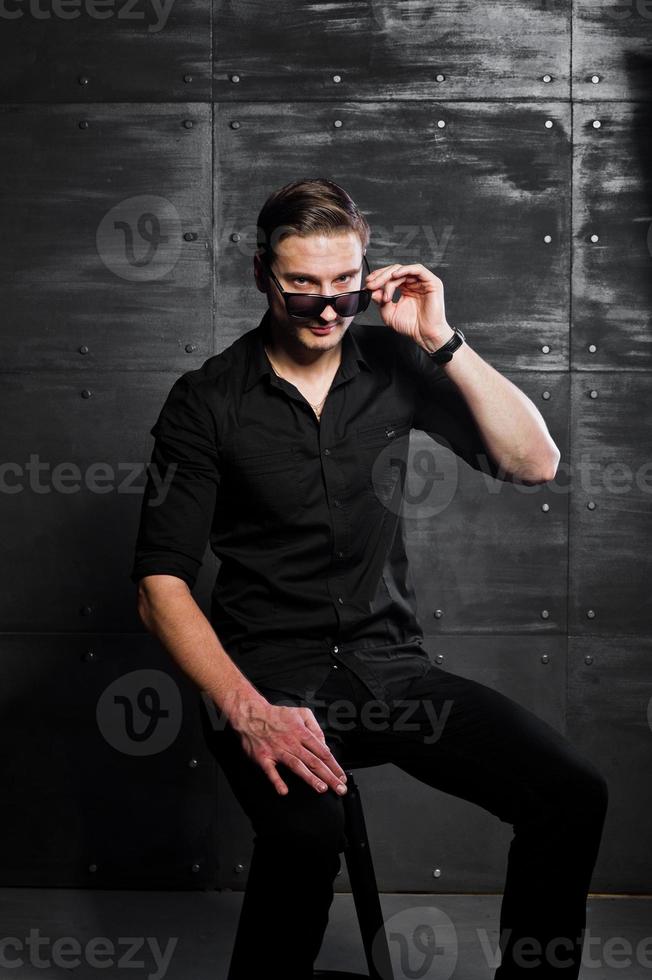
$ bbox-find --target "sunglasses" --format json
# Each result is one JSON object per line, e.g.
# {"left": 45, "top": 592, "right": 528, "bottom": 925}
{"left": 263, "top": 252, "right": 373, "bottom": 319}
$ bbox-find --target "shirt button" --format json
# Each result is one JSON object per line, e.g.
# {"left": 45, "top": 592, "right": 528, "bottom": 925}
{"left": 333, "top": 645, "right": 339, "bottom": 653}
{"left": 332, "top": 663, "right": 339, "bottom": 669}
{"left": 336, "top": 550, "right": 344, "bottom": 559}
{"left": 333, "top": 499, "right": 341, "bottom": 508}
{"left": 337, "top": 596, "right": 344, "bottom": 604}
{"left": 323, "top": 448, "right": 331, "bottom": 455}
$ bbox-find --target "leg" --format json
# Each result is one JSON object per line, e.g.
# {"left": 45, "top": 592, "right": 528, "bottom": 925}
{"left": 199, "top": 680, "right": 350, "bottom": 980}
{"left": 347, "top": 662, "right": 609, "bottom": 979}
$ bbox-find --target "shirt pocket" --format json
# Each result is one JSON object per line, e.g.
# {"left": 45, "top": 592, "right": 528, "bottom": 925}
{"left": 230, "top": 445, "right": 303, "bottom": 527}
{"left": 355, "top": 419, "right": 412, "bottom": 510}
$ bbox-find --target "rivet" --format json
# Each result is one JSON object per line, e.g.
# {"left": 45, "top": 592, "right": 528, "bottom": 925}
{"left": 81, "top": 649, "right": 95, "bottom": 662}
{"left": 542, "top": 390, "right": 551, "bottom": 399}
{"left": 81, "top": 389, "right": 92, "bottom": 399}
{"left": 230, "top": 74, "right": 240, "bottom": 83}
{"left": 585, "top": 655, "right": 594, "bottom": 664}
{"left": 592, "top": 119, "right": 601, "bottom": 129}
{"left": 234, "top": 863, "right": 246, "bottom": 873}
{"left": 590, "top": 74, "right": 601, "bottom": 84}
{"left": 432, "top": 868, "right": 442, "bottom": 878}
{"left": 183, "top": 119, "right": 194, "bottom": 129}
{"left": 191, "top": 863, "right": 200, "bottom": 873}
{"left": 544, "top": 119, "right": 553, "bottom": 128}
{"left": 78, "top": 120, "right": 89, "bottom": 130}
{"left": 541, "top": 344, "right": 550, "bottom": 354}
{"left": 541, "top": 654, "right": 550, "bottom": 664}
{"left": 230, "top": 120, "right": 241, "bottom": 129}
{"left": 189, "top": 758, "right": 198, "bottom": 768}
{"left": 437, "top": 119, "right": 446, "bottom": 128}
{"left": 88, "top": 863, "right": 98, "bottom": 873}
{"left": 586, "top": 609, "right": 596, "bottom": 619}
{"left": 333, "top": 119, "right": 343, "bottom": 128}
{"left": 590, "top": 233, "right": 599, "bottom": 243}
{"left": 435, "top": 73, "right": 445, "bottom": 82}
{"left": 587, "top": 500, "right": 596, "bottom": 510}
{"left": 78, "top": 345, "right": 89, "bottom": 354}
{"left": 543, "top": 234, "right": 552, "bottom": 243}
{"left": 332, "top": 74, "right": 342, "bottom": 83}
{"left": 78, "top": 75, "right": 89, "bottom": 86}
{"left": 185, "top": 343, "right": 197, "bottom": 353}
{"left": 588, "top": 343, "right": 597, "bottom": 353}
{"left": 434, "top": 609, "right": 443, "bottom": 619}
{"left": 589, "top": 389, "right": 598, "bottom": 399}
{"left": 80, "top": 605, "right": 93, "bottom": 616}
{"left": 183, "top": 74, "right": 193, "bottom": 83}
{"left": 542, "top": 74, "right": 552, "bottom": 83}
{"left": 541, "top": 609, "right": 550, "bottom": 619}
{"left": 230, "top": 232, "right": 240, "bottom": 242}
{"left": 183, "top": 231, "right": 197, "bottom": 241}
{"left": 435, "top": 654, "right": 444, "bottom": 664}
{"left": 541, "top": 502, "right": 550, "bottom": 512}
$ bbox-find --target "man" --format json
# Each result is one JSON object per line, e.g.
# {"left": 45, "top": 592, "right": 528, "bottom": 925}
{"left": 131, "top": 177, "right": 608, "bottom": 979}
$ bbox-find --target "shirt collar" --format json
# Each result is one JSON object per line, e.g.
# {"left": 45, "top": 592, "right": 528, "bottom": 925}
{"left": 244, "top": 307, "right": 372, "bottom": 392}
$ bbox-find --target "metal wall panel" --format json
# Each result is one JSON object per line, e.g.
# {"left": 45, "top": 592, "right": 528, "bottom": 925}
{"left": 573, "top": 1, "right": 652, "bottom": 101}
{"left": 214, "top": 0, "right": 570, "bottom": 102}
{"left": 568, "top": 636, "right": 652, "bottom": 891}
{"left": 572, "top": 101, "right": 652, "bottom": 369}
{"left": 0, "top": 1, "right": 211, "bottom": 102}
{"left": 0, "top": 633, "right": 218, "bottom": 887}
{"left": 406, "top": 371, "right": 569, "bottom": 632}
{"left": 0, "top": 370, "right": 217, "bottom": 632}
{"left": 569, "top": 372, "right": 652, "bottom": 634}
{"left": 1, "top": 104, "right": 212, "bottom": 373}
{"left": 216, "top": 100, "right": 571, "bottom": 369}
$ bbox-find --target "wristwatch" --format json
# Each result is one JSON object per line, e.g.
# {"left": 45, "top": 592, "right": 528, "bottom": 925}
{"left": 424, "top": 326, "right": 465, "bottom": 364}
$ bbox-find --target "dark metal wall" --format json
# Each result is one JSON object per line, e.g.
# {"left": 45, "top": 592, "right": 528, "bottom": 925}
{"left": 1, "top": 1, "right": 650, "bottom": 893}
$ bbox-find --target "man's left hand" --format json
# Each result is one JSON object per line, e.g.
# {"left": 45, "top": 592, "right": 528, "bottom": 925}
{"left": 364, "top": 262, "right": 455, "bottom": 351}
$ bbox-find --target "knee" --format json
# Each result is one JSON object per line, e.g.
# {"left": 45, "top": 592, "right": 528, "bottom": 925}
{"left": 564, "top": 758, "right": 609, "bottom": 820}
{"left": 261, "top": 789, "right": 347, "bottom": 854}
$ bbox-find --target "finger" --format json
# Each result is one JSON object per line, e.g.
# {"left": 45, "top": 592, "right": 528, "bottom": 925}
{"left": 260, "top": 758, "right": 289, "bottom": 795}
{"left": 302, "top": 711, "right": 327, "bottom": 743}
{"left": 300, "top": 742, "right": 348, "bottom": 786}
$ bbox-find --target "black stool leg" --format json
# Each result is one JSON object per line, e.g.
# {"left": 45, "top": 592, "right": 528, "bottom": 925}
{"left": 313, "top": 770, "right": 395, "bottom": 980}
{"left": 342, "top": 769, "right": 395, "bottom": 980}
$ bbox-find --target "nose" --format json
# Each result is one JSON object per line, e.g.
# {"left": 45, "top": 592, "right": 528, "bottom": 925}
{"left": 319, "top": 304, "right": 339, "bottom": 322}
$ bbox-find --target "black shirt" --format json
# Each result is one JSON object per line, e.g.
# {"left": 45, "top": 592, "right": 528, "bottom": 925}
{"left": 130, "top": 308, "right": 502, "bottom": 704}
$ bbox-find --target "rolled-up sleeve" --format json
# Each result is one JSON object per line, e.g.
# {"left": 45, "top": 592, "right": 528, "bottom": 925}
{"left": 402, "top": 337, "right": 502, "bottom": 479}
{"left": 130, "top": 375, "right": 221, "bottom": 590}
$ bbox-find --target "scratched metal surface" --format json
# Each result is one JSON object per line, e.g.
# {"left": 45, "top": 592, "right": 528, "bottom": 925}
{"left": 0, "top": 104, "right": 212, "bottom": 373}
{"left": 405, "top": 371, "right": 568, "bottom": 632}
{"left": 214, "top": 0, "right": 570, "bottom": 101}
{"left": 572, "top": 100, "right": 652, "bottom": 369}
{"left": 568, "top": 636, "right": 652, "bottom": 891}
{"left": 0, "top": 369, "right": 219, "bottom": 632}
{"left": 573, "top": 0, "right": 652, "bottom": 101}
{"left": 569, "top": 373, "right": 652, "bottom": 635}
{"left": 0, "top": 633, "right": 218, "bottom": 887}
{"left": 216, "top": 100, "right": 571, "bottom": 368}
{"left": 0, "top": 0, "right": 210, "bottom": 102}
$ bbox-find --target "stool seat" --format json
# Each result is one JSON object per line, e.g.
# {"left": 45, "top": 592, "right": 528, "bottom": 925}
{"left": 313, "top": 768, "right": 395, "bottom": 980}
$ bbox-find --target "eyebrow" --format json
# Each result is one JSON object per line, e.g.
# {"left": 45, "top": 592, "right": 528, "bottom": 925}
{"left": 282, "top": 266, "right": 362, "bottom": 281}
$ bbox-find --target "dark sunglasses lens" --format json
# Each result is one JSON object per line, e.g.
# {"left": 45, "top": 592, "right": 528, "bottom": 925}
{"left": 333, "top": 289, "right": 370, "bottom": 316}
{"left": 286, "top": 294, "right": 323, "bottom": 318}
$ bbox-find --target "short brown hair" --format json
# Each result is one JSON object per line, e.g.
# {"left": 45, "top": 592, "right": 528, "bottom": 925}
{"left": 255, "top": 177, "right": 370, "bottom": 266}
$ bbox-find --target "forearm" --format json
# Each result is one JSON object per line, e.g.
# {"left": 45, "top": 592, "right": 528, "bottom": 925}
{"left": 136, "top": 575, "right": 266, "bottom": 727}
{"left": 418, "top": 332, "right": 561, "bottom": 483}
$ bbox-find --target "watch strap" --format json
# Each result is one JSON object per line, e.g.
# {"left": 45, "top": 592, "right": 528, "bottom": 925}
{"left": 425, "top": 327, "right": 466, "bottom": 364}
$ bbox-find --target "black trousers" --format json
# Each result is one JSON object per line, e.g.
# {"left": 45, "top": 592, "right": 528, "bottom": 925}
{"left": 199, "top": 655, "right": 608, "bottom": 980}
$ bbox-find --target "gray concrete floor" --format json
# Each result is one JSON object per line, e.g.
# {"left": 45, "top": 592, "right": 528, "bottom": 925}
{"left": 0, "top": 888, "right": 650, "bottom": 978}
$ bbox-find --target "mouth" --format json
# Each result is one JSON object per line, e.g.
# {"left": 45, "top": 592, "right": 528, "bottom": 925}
{"left": 306, "top": 323, "right": 339, "bottom": 335}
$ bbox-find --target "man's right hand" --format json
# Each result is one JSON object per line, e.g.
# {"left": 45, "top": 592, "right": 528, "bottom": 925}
{"left": 230, "top": 697, "right": 349, "bottom": 797}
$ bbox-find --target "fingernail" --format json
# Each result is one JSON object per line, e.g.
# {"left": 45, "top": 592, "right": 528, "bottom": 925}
{"left": 337, "top": 784, "right": 347, "bottom": 794}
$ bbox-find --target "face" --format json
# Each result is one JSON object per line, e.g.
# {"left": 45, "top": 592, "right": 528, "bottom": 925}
{"left": 254, "top": 231, "right": 365, "bottom": 355}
